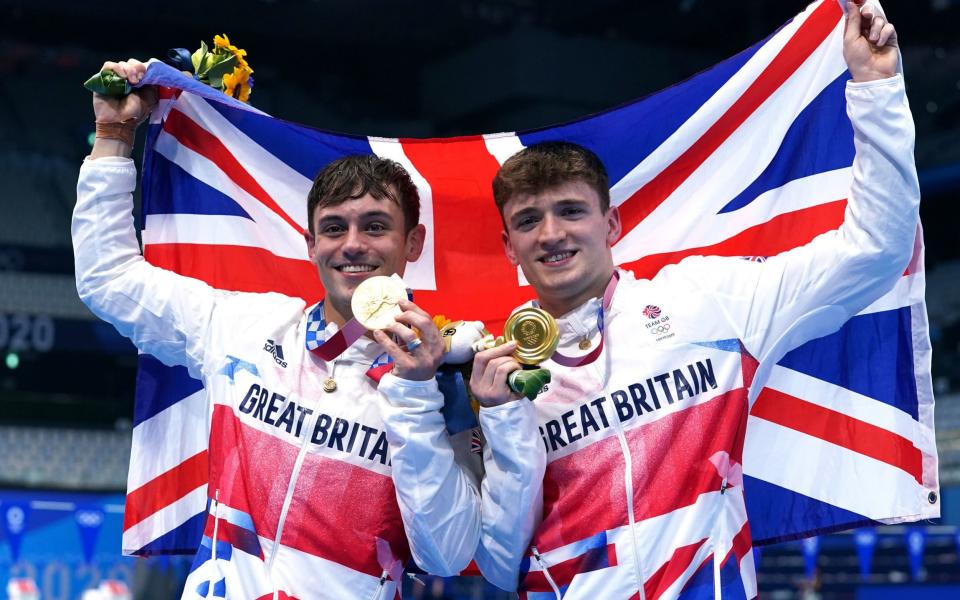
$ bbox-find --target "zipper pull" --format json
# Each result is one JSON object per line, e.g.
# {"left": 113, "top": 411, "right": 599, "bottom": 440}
{"left": 406, "top": 572, "right": 425, "bottom": 586}
{"left": 530, "top": 547, "right": 562, "bottom": 599}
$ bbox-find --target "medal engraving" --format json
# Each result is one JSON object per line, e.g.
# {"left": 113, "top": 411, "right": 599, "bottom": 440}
{"left": 351, "top": 275, "right": 409, "bottom": 330}
{"left": 503, "top": 308, "right": 560, "bottom": 365}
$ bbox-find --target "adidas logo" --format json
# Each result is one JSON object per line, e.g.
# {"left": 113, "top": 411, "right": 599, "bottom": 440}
{"left": 263, "top": 339, "right": 288, "bottom": 368}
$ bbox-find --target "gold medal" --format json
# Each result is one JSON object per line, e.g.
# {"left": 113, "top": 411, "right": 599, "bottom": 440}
{"left": 579, "top": 338, "right": 592, "bottom": 350}
{"left": 351, "top": 275, "right": 408, "bottom": 330}
{"left": 322, "top": 378, "right": 337, "bottom": 393}
{"left": 503, "top": 308, "right": 560, "bottom": 365}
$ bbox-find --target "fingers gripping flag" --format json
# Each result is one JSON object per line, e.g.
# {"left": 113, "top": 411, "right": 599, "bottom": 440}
{"left": 123, "top": 0, "right": 937, "bottom": 557}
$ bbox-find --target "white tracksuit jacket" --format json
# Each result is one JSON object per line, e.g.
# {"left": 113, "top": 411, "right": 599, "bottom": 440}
{"left": 499, "top": 75, "right": 918, "bottom": 599}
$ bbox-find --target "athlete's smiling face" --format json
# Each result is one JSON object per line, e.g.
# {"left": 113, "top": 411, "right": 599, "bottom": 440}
{"left": 305, "top": 192, "right": 424, "bottom": 322}
{"left": 501, "top": 180, "right": 621, "bottom": 317}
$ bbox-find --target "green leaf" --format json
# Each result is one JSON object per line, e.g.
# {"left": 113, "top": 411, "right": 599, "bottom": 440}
{"left": 191, "top": 40, "right": 209, "bottom": 74}
{"left": 82, "top": 70, "right": 131, "bottom": 96}
{"left": 204, "top": 54, "right": 237, "bottom": 80}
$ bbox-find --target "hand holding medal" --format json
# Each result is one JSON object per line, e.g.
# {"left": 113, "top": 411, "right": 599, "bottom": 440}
{"left": 356, "top": 276, "right": 444, "bottom": 382}
{"left": 352, "top": 274, "right": 408, "bottom": 331}
{"left": 470, "top": 308, "right": 558, "bottom": 404}
{"left": 500, "top": 308, "right": 558, "bottom": 400}
{"left": 470, "top": 273, "right": 620, "bottom": 404}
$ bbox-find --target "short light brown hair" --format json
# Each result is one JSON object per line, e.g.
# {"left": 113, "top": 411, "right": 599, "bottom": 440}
{"left": 492, "top": 141, "right": 610, "bottom": 215}
{"left": 307, "top": 155, "right": 420, "bottom": 234}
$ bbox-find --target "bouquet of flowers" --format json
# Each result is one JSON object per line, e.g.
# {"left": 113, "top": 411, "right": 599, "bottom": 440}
{"left": 83, "top": 34, "right": 254, "bottom": 102}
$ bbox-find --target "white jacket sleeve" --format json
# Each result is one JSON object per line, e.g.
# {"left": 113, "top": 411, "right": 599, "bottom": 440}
{"left": 474, "top": 399, "right": 546, "bottom": 592}
{"left": 377, "top": 373, "right": 481, "bottom": 576}
{"left": 74, "top": 157, "right": 220, "bottom": 379}
{"left": 672, "top": 74, "right": 919, "bottom": 375}
{"left": 378, "top": 373, "right": 545, "bottom": 589}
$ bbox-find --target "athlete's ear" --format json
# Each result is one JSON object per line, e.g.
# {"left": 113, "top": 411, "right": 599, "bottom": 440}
{"left": 502, "top": 229, "right": 520, "bottom": 267}
{"left": 304, "top": 230, "right": 317, "bottom": 261}
{"left": 606, "top": 205, "right": 622, "bottom": 246}
{"left": 406, "top": 224, "right": 426, "bottom": 262}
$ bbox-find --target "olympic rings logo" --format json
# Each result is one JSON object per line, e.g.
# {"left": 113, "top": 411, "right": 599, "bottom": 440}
{"left": 76, "top": 510, "right": 104, "bottom": 527}
{"left": 649, "top": 324, "right": 671, "bottom": 335}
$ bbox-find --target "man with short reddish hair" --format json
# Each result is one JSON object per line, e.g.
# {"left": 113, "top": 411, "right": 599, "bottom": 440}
{"left": 469, "top": 2, "right": 915, "bottom": 597}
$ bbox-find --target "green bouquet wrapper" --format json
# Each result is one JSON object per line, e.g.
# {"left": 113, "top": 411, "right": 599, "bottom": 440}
{"left": 83, "top": 70, "right": 132, "bottom": 96}
{"left": 508, "top": 368, "right": 552, "bottom": 401}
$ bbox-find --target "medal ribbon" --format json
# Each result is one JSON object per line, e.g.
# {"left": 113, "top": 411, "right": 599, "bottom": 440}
{"left": 306, "top": 289, "right": 413, "bottom": 382}
{"left": 309, "top": 317, "right": 367, "bottom": 361}
{"left": 549, "top": 271, "right": 620, "bottom": 368}
{"left": 309, "top": 317, "right": 396, "bottom": 384}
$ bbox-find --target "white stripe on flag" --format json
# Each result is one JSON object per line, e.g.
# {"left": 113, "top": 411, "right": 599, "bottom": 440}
{"left": 123, "top": 485, "right": 209, "bottom": 554}
{"left": 368, "top": 138, "right": 438, "bottom": 291}
{"left": 483, "top": 132, "right": 525, "bottom": 166}
{"left": 482, "top": 133, "right": 530, "bottom": 286}
{"left": 637, "top": 488, "right": 747, "bottom": 593}
{"left": 128, "top": 388, "right": 209, "bottom": 490}
{"left": 609, "top": 0, "right": 826, "bottom": 207}
{"left": 616, "top": 23, "right": 847, "bottom": 261}
{"left": 612, "top": 168, "right": 852, "bottom": 264}
{"left": 176, "top": 93, "right": 314, "bottom": 228}
{"left": 743, "top": 418, "right": 934, "bottom": 521}
{"left": 142, "top": 213, "right": 308, "bottom": 262}
{"left": 765, "top": 364, "right": 928, "bottom": 446}
{"left": 739, "top": 547, "right": 758, "bottom": 598}
{"left": 153, "top": 129, "right": 308, "bottom": 259}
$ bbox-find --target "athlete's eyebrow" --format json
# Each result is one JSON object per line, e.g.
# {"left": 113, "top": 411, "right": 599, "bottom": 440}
{"left": 357, "top": 210, "right": 396, "bottom": 222}
{"left": 316, "top": 210, "right": 395, "bottom": 226}
{"left": 553, "top": 198, "right": 590, "bottom": 209}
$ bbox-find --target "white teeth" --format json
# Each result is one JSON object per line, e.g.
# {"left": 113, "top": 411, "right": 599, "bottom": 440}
{"left": 340, "top": 265, "right": 375, "bottom": 273}
{"left": 543, "top": 252, "right": 574, "bottom": 264}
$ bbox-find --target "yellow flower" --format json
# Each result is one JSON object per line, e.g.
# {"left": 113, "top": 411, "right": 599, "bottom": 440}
{"left": 213, "top": 33, "right": 249, "bottom": 69}
{"left": 222, "top": 64, "right": 253, "bottom": 103}
{"left": 432, "top": 315, "right": 452, "bottom": 330}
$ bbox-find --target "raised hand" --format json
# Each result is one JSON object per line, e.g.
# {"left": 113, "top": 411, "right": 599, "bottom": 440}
{"left": 92, "top": 59, "right": 157, "bottom": 125}
{"left": 843, "top": 1, "right": 898, "bottom": 82}
{"left": 90, "top": 59, "right": 158, "bottom": 158}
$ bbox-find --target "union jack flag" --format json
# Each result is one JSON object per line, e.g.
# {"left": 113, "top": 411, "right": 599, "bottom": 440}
{"left": 122, "top": 0, "right": 938, "bottom": 567}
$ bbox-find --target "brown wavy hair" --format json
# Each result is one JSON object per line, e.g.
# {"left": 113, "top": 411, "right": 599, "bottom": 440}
{"left": 492, "top": 141, "right": 610, "bottom": 216}
{"left": 307, "top": 155, "right": 420, "bottom": 234}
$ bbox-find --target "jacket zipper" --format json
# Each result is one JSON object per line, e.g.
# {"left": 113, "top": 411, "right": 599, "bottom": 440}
{"left": 593, "top": 356, "right": 647, "bottom": 600}
{"left": 532, "top": 546, "right": 562, "bottom": 599}
{"left": 610, "top": 417, "right": 647, "bottom": 599}
{"left": 366, "top": 570, "right": 390, "bottom": 600}
{"left": 266, "top": 392, "right": 321, "bottom": 575}
{"left": 211, "top": 489, "right": 221, "bottom": 560}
